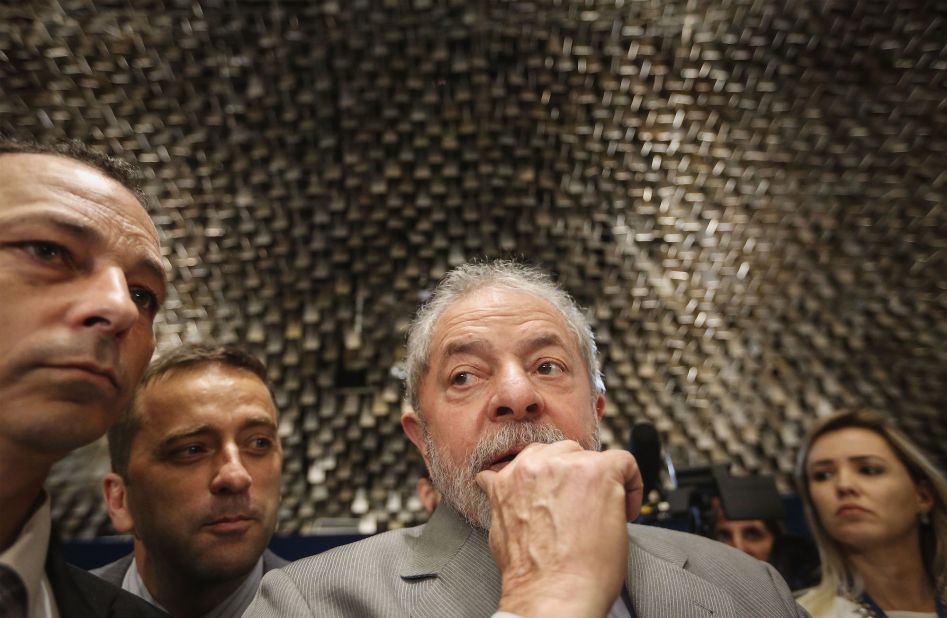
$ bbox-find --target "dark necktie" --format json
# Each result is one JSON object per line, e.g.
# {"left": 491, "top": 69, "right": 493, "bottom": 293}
{"left": 0, "top": 563, "right": 28, "bottom": 618}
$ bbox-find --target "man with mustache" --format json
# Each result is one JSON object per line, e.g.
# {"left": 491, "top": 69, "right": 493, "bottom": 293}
{"left": 0, "top": 138, "right": 167, "bottom": 617}
{"left": 93, "top": 343, "right": 286, "bottom": 617}
{"left": 247, "top": 261, "right": 806, "bottom": 617}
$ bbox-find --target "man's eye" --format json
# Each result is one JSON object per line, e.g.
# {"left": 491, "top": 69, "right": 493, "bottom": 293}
{"left": 171, "top": 444, "right": 207, "bottom": 461}
{"left": 248, "top": 437, "right": 273, "bottom": 452}
{"left": 537, "top": 361, "right": 564, "bottom": 376}
{"left": 22, "top": 241, "right": 70, "bottom": 264}
{"left": 130, "top": 286, "right": 160, "bottom": 313}
{"left": 450, "top": 371, "right": 474, "bottom": 386}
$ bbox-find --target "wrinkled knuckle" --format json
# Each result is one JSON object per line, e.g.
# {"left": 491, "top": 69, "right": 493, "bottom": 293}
{"left": 485, "top": 480, "right": 506, "bottom": 500}
{"left": 572, "top": 454, "right": 610, "bottom": 480}
{"left": 575, "top": 457, "right": 599, "bottom": 476}
{"left": 514, "top": 456, "right": 546, "bottom": 478}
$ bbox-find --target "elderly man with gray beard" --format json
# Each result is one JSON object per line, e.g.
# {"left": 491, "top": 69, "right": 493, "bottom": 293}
{"left": 245, "top": 261, "right": 807, "bottom": 618}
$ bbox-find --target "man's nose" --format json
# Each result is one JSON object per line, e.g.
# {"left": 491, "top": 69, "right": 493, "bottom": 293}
{"left": 211, "top": 446, "right": 253, "bottom": 494}
{"left": 490, "top": 365, "right": 544, "bottom": 421}
{"left": 69, "top": 266, "right": 139, "bottom": 336}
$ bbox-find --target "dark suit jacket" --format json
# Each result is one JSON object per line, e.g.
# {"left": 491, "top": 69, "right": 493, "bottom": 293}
{"left": 91, "top": 548, "right": 287, "bottom": 587}
{"left": 46, "top": 538, "right": 166, "bottom": 618}
{"left": 247, "top": 505, "right": 810, "bottom": 617}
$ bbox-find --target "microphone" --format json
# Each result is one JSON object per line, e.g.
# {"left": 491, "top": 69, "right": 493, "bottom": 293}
{"left": 628, "top": 421, "right": 664, "bottom": 500}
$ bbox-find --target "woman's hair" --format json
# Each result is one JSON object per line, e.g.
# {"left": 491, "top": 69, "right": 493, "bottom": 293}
{"left": 794, "top": 408, "right": 947, "bottom": 613}
{"left": 711, "top": 497, "right": 784, "bottom": 541}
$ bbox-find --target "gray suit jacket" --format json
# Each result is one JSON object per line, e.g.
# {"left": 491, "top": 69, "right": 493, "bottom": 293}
{"left": 92, "top": 548, "right": 287, "bottom": 587}
{"left": 245, "top": 505, "right": 809, "bottom": 617}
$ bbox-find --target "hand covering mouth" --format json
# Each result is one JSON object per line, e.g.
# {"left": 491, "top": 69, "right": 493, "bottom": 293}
{"left": 466, "top": 422, "right": 573, "bottom": 474}
{"left": 485, "top": 447, "right": 525, "bottom": 472}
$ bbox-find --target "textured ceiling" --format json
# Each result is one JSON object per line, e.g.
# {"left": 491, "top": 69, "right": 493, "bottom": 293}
{"left": 2, "top": 0, "right": 944, "bottom": 538}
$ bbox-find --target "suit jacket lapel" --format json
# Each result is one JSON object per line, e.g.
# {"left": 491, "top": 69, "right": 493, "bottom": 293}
{"left": 47, "top": 539, "right": 167, "bottom": 618}
{"left": 91, "top": 553, "right": 133, "bottom": 587}
{"left": 261, "top": 548, "right": 289, "bottom": 572}
{"left": 400, "top": 505, "right": 502, "bottom": 618}
{"left": 399, "top": 509, "right": 739, "bottom": 618}
{"left": 46, "top": 539, "right": 107, "bottom": 618}
{"left": 625, "top": 530, "right": 736, "bottom": 617}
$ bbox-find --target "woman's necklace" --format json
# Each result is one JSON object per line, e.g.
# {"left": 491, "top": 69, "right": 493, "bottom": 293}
{"left": 850, "top": 589, "right": 947, "bottom": 618}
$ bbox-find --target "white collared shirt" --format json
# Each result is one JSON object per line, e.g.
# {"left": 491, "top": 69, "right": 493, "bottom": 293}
{"left": 0, "top": 494, "right": 60, "bottom": 618}
{"left": 494, "top": 596, "right": 632, "bottom": 618}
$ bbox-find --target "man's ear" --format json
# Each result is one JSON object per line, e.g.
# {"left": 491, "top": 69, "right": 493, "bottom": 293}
{"left": 103, "top": 473, "right": 135, "bottom": 534}
{"left": 416, "top": 477, "right": 441, "bottom": 515}
{"left": 401, "top": 411, "right": 430, "bottom": 468}
{"left": 594, "top": 393, "right": 606, "bottom": 421}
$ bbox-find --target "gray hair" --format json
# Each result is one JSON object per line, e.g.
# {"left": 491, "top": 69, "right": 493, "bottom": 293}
{"left": 404, "top": 260, "right": 605, "bottom": 414}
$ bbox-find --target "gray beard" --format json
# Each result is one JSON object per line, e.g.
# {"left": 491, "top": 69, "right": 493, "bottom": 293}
{"left": 423, "top": 420, "right": 601, "bottom": 530}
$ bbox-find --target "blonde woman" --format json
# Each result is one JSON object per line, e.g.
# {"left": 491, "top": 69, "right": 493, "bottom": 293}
{"left": 795, "top": 409, "right": 947, "bottom": 617}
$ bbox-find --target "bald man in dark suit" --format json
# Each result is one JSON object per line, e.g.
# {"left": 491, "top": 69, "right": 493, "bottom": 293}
{"left": 0, "top": 139, "right": 167, "bottom": 618}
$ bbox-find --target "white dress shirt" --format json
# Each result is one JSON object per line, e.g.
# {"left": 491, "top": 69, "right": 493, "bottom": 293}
{"left": 0, "top": 494, "right": 60, "bottom": 618}
{"left": 494, "top": 596, "right": 632, "bottom": 618}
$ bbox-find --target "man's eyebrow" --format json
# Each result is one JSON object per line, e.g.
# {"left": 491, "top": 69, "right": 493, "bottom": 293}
{"left": 9, "top": 211, "right": 103, "bottom": 243}
{"left": 125, "top": 255, "right": 167, "bottom": 301}
{"left": 443, "top": 334, "right": 569, "bottom": 360}
{"left": 159, "top": 425, "right": 214, "bottom": 447}
{"left": 158, "top": 416, "right": 278, "bottom": 446}
{"left": 519, "top": 333, "right": 569, "bottom": 355}
{"left": 11, "top": 211, "right": 166, "bottom": 286}
{"left": 239, "top": 416, "right": 279, "bottom": 432}
{"left": 134, "top": 255, "right": 167, "bottom": 290}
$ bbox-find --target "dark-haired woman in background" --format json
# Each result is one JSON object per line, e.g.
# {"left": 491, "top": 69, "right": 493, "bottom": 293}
{"left": 712, "top": 499, "right": 820, "bottom": 591}
{"left": 713, "top": 511, "right": 779, "bottom": 561}
{"left": 795, "top": 409, "right": 947, "bottom": 617}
